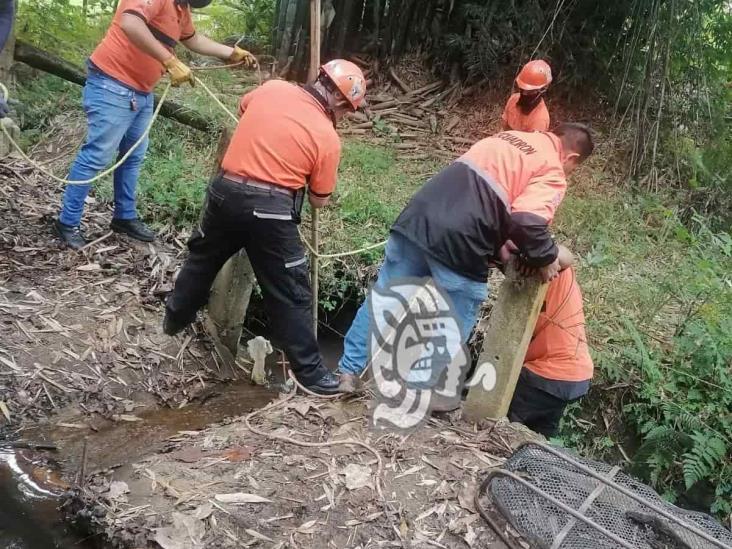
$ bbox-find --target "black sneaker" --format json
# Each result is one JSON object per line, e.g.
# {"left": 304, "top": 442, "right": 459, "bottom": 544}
{"left": 110, "top": 218, "right": 155, "bottom": 242}
{"left": 163, "top": 311, "right": 189, "bottom": 336}
{"left": 53, "top": 219, "right": 86, "bottom": 250}
{"left": 302, "top": 370, "right": 341, "bottom": 396}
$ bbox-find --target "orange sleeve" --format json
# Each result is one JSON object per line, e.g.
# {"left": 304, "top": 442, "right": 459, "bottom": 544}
{"left": 508, "top": 167, "right": 566, "bottom": 267}
{"left": 309, "top": 140, "right": 341, "bottom": 197}
{"left": 179, "top": 8, "right": 196, "bottom": 40}
{"left": 238, "top": 87, "right": 260, "bottom": 116}
{"left": 501, "top": 95, "right": 516, "bottom": 129}
{"left": 122, "top": 0, "right": 164, "bottom": 21}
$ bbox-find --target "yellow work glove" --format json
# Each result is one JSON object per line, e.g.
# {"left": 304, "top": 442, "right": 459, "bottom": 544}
{"left": 228, "top": 46, "right": 258, "bottom": 69}
{"left": 163, "top": 57, "right": 194, "bottom": 87}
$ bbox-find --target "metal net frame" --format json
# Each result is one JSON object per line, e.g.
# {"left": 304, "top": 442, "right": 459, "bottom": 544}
{"left": 481, "top": 442, "right": 732, "bottom": 549}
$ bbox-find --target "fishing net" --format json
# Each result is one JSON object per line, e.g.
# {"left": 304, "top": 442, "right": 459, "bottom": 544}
{"left": 483, "top": 443, "right": 732, "bottom": 549}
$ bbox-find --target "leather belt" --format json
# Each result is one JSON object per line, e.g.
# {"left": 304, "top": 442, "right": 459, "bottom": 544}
{"left": 222, "top": 171, "right": 296, "bottom": 197}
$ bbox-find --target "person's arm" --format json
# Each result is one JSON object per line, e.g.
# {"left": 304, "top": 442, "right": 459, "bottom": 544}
{"left": 181, "top": 33, "right": 233, "bottom": 60}
{"left": 508, "top": 168, "right": 567, "bottom": 281}
{"left": 120, "top": 13, "right": 173, "bottom": 64}
{"left": 501, "top": 104, "right": 511, "bottom": 131}
{"left": 556, "top": 245, "right": 574, "bottom": 271}
{"left": 308, "top": 143, "right": 341, "bottom": 209}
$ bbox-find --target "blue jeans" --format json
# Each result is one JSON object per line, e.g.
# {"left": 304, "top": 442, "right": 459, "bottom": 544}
{"left": 339, "top": 232, "right": 489, "bottom": 376}
{"left": 59, "top": 70, "right": 154, "bottom": 226}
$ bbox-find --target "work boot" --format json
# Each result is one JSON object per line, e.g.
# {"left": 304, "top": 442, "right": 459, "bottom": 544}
{"left": 302, "top": 370, "right": 341, "bottom": 396}
{"left": 339, "top": 373, "right": 364, "bottom": 394}
{"left": 162, "top": 310, "right": 189, "bottom": 337}
{"left": 53, "top": 219, "right": 86, "bottom": 250}
{"left": 110, "top": 218, "right": 155, "bottom": 242}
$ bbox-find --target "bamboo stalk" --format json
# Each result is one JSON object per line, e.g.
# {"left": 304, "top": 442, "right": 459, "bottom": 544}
{"left": 309, "top": 0, "right": 322, "bottom": 337}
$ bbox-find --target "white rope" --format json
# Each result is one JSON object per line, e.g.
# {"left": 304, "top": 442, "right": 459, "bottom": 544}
{"left": 299, "top": 227, "right": 387, "bottom": 259}
{"left": 0, "top": 82, "right": 172, "bottom": 186}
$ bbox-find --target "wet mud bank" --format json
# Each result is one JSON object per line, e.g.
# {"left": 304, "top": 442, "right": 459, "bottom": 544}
{"left": 64, "top": 395, "right": 541, "bottom": 549}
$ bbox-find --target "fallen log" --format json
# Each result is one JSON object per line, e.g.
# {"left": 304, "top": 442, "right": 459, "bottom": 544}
{"left": 406, "top": 80, "right": 443, "bottom": 97}
{"left": 370, "top": 99, "right": 401, "bottom": 111}
{"left": 14, "top": 40, "right": 216, "bottom": 132}
{"left": 389, "top": 67, "right": 411, "bottom": 94}
{"left": 420, "top": 84, "right": 458, "bottom": 109}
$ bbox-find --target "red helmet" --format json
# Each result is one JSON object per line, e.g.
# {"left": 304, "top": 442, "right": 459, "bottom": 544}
{"left": 516, "top": 60, "right": 553, "bottom": 91}
{"left": 320, "top": 59, "right": 367, "bottom": 110}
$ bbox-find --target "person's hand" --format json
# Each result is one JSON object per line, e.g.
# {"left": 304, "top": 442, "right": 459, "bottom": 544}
{"left": 228, "top": 46, "right": 258, "bottom": 69}
{"left": 0, "top": 98, "right": 8, "bottom": 119}
{"left": 163, "top": 57, "right": 194, "bottom": 87}
{"left": 498, "top": 239, "right": 519, "bottom": 264}
{"left": 538, "top": 258, "right": 561, "bottom": 282}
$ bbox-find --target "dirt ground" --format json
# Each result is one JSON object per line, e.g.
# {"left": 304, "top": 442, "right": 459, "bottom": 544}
{"left": 0, "top": 141, "right": 248, "bottom": 441}
{"left": 64, "top": 394, "right": 542, "bottom": 549}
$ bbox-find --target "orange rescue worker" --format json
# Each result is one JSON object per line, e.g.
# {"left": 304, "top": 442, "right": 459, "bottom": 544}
{"left": 164, "top": 60, "right": 367, "bottom": 395}
{"left": 502, "top": 59, "right": 552, "bottom": 132}
{"left": 502, "top": 243, "right": 594, "bottom": 437}
{"left": 54, "top": 0, "right": 257, "bottom": 250}
{"left": 338, "top": 125, "right": 595, "bottom": 387}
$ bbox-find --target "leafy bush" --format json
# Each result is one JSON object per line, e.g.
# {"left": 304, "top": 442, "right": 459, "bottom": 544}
{"left": 556, "top": 193, "right": 732, "bottom": 517}
{"left": 17, "top": 0, "right": 111, "bottom": 63}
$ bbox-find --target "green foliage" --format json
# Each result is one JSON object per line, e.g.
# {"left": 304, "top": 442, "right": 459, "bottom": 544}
{"left": 309, "top": 141, "right": 442, "bottom": 309}
{"left": 555, "top": 187, "right": 732, "bottom": 516}
{"left": 683, "top": 433, "right": 727, "bottom": 490}
{"left": 195, "top": 0, "right": 275, "bottom": 46}
{"left": 17, "top": 0, "right": 111, "bottom": 63}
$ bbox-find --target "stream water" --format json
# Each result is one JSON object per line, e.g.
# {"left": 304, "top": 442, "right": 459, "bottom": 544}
{"left": 1, "top": 319, "right": 350, "bottom": 549}
{"left": 1, "top": 381, "right": 280, "bottom": 548}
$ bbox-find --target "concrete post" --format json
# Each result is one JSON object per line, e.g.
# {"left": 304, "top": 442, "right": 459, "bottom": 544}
{"left": 203, "top": 129, "right": 256, "bottom": 363}
{"left": 463, "top": 264, "right": 548, "bottom": 422}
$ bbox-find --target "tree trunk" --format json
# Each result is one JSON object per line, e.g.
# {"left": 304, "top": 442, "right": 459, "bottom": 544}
{"left": 393, "top": 0, "right": 417, "bottom": 56}
{"left": 14, "top": 40, "right": 216, "bottom": 132}
{"left": 347, "top": 0, "right": 365, "bottom": 49}
{"left": 334, "top": 0, "right": 355, "bottom": 56}
{"left": 291, "top": 0, "right": 310, "bottom": 80}
{"left": 278, "top": 0, "right": 298, "bottom": 67}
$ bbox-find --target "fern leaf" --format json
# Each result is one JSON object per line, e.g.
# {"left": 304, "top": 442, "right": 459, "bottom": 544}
{"left": 682, "top": 432, "right": 727, "bottom": 489}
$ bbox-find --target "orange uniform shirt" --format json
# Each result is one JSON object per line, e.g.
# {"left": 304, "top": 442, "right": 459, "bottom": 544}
{"left": 460, "top": 131, "right": 567, "bottom": 224}
{"left": 222, "top": 80, "right": 342, "bottom": 196}
{"left": 501, "top": 93, "right": 550, "bottom": 132}
{"left": 90, "top": 0, "right": 195, "bottom": 93}
{"left": 524, "top": 268, "right": 594, "bottom": 382}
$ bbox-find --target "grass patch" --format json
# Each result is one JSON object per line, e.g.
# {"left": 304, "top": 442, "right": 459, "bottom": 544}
{"left": 306, "top": 140, "right": 442, "bottom": 309}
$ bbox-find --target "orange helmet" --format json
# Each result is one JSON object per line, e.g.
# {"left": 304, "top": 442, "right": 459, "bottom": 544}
{"left": 516, "top": 60, "right": 553, "bottom": 91}
{"left": 320, "top": 59, "right": 367, "bottom": 110}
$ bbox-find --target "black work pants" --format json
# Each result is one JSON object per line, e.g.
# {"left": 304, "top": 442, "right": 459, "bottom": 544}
{"left": 507, "top": 374, "right": 571, "bottom": 438}
{"left": 166, "top": 175, "right": 327, "bottom": 384}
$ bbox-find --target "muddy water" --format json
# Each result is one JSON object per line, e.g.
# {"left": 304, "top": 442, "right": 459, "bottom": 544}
{"left": 2, "top": 382, "right": 278, "bottom": 548}
{"left": 0, "top": 449, "right": 93, "bottom": 548}
{"left": 2, "top": 320, "right": 348, "bottom": 548}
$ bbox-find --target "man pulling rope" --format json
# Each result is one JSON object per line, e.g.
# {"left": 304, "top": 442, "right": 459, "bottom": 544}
{"left": 52, "top": 0, "right": 257, "bottom": 250}
{"left": 163, "top": 59, "right": 368, "bottom": 396}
